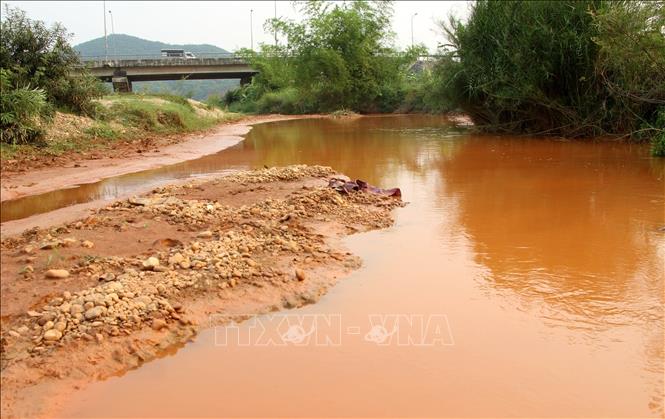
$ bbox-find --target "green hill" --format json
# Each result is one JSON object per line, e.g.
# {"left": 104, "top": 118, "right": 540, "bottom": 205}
{"left": 74, "top": 34, "right": 238, "bottom": 101}
{"left": 74, "top": 34, "right": 229, "bottom": 57}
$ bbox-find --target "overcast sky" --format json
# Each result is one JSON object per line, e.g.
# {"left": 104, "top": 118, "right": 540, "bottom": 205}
{"left": 3, "top": 1, "right": 471, "bottom": 52}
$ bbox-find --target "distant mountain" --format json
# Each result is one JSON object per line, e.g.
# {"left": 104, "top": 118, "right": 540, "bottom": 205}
{"left": 74, "top": 34, "right": 229, "bottom": 57}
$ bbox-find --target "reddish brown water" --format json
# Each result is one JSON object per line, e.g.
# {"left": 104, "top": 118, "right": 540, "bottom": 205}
{"left": 43, "top": 116, "right": 665, "bottom": 417}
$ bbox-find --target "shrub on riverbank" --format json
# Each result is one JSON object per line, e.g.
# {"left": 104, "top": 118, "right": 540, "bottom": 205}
{"left": 224, "top": 1, "right": 421, "bottom": 114}
{"left": 419, "top": 0, "right": 665, "bottom": 154}
{"left": 0, "top": 6, "right": 106, "bottom": 144}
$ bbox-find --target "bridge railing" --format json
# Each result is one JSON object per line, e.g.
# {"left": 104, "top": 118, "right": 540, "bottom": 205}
{"left": 79, "top": 52, "right": 241, "bottom": 61}
{"left": 79, "top": 52, "right": 444, "bottom": 62}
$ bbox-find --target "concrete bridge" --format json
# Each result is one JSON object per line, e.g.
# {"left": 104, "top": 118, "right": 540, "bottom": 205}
{"left": 79, "top": 54, "right": 258, "bottom": 92}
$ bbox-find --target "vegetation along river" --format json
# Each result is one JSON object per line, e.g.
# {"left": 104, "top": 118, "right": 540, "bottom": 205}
{"left": 14, "top": 115, "right": 665, "bottom": 416}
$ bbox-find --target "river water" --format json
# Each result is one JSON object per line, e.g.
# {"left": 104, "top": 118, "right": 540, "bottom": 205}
{"left": 35, "top": 115, "right": 664, "bottom": 417}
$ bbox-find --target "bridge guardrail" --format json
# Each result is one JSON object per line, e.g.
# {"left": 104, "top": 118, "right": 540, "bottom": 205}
{"left": 79, "top": 52, "right": 444, "bottom": 62}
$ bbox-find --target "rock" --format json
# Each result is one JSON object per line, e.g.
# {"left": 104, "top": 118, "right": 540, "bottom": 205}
{"left": 197, "top": 230, "right": 213, "bottom": 238}
{"left": 45, "top": 269, "right": 69, "bottom": 279}
{"left": 168, "top": 253, "right": 184, "bottom": 265}
{"left": 95, "top": 333, "right": 104, "bottom": 343}
{"left": 40, "top": 241, "right": 60, "bottom": 250}
{"left": 295, "top": 268, "right": 306, "bottom": 282}
{"left": 81, "top": 240, "right": 95, "bottom": 248}
{"left": 8, "top": 330, "right": 21, "bottom": 338}
{"left": 142, "top": 257, "right": 160, "bottom": 271}
{"left": 21, "top": 245, "right": 35, "bottom": 254}
{"left": 62, "top": 238, "right": 78, "bottom": 247}
{"left": 27, "top": 310, "right": 41, "bottom": 317}
{"left": 37, "top": 313, "right": 55, "bottom": 326}
{"left": 54, "top": 322, "right": 67, "bottom": 332}
{"left": 153, "top": 265, "right": 169, "bottom": 272}
{"left": 70, "top": 304, "right": 84, "bottom": 315}
{"left": 99, "top": 273, "right": 116, "bottom": 282}
{"left": 151, "top": 319, "right": 167, "bottom": 331}
{"left": 84, "top": 306, "right": 105, "bottom": 320}
{"left": 43, "top": 321, "right": 54, "bottom": 331}
{"left": 43, "top": 329, "right": 62, "bottom": 341}
{"left": 179, "top": 260, "right": 191, "bottom": 269}
{"left": 128, "top": 197, "right": 152, "bottom": 206}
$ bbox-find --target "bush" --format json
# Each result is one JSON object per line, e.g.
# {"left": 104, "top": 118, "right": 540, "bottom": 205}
{"left": 226, "top": 1, "right": 421, "bottom": 114}
{"left": 0, "top": 5, "right": 105, "bottom": 144}
{"left": 0, "top": 68, "right": 51, "bottom": 144}
{"left": 424, "top": 0, "right": 665, "bottom": 142}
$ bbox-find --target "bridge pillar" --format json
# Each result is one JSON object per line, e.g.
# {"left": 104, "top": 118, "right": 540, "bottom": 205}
{"left": 111, "top": 69, "right": 132, "bottom": 93}
{"left": 240, "top": 75, "right": 253, "bottom": 86}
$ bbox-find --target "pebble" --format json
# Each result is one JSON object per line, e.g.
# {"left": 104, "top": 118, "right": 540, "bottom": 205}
{"left": 84, "top": 306, "right": 105, "bottom": 320}
{"left": 151, "top": 319, "right": 167, "bottom": 331}
{"left": 295, "top": 268, "right": 306, "bottom": 281}
{"left": 168, "top": 253, "right": 184, "bottom": 265}
{"left": 43, "top": 329, "right": 62, "bottom": 341}
{"left": 45, "top": 269, "right": 69, "bottom": 279}
{"left": 81, "top": 240, "right": 95, "bottom": 248}
{"left": 142, "top": 257, "right": 160, "bottom": 270}
{"left": 62, "top": 238, "right": 78, "bottom": 247}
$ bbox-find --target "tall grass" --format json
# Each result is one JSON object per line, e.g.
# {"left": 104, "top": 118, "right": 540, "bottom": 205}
{"left": 425, "top": 0, "right": 664, "bottom": 154}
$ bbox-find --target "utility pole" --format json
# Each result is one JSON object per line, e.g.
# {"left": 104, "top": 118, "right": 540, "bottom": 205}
{"left": 411, "top": 12, "right": 418, "bottom": 48}
{"left": 103, "top": 0, "right": 108, "bottom": 61}
{"left": 250, "top": 9, "right": 254, "bottom": 51}
{"left": 108, "top": 10, "right": 116, "bottom": 57}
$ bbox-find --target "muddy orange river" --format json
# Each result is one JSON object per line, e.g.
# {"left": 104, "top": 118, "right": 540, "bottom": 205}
{"left": 9, "top": 116, "right": 665, "bottom": 416}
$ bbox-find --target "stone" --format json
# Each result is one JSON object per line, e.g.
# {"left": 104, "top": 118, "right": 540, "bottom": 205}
{"left": 45, "top": 269, "right": 69, "bottom": 279}
{"left": 21, "top": 245, "right": 35, "bottom": 254}
{"left": 70, "top": 304, "right": 84, "bottom": 315}
{"left": 44, "top": 329, "right": 62, "bottom": 342}
{"left": 54, "top": 322, "right": 67, "bottom": 332}
{"left": 8, "top": 330, "right": 21, "bottom": 338}
{"left": 81, "top": 240, "right": 95, "bottom": 248}
{"left": 99, "top": 273, "right": 116, "bottom": 282}
{"left": 197, "top": 231, "right": 213, "bottom": 238}
{"left": 151, "top": 319, "right": 167, "bottom": 331}
{"left": 43, "top": 321, "right": 54, "bottom": 331}
{"left": 62, "top": 238, "right": 78, "bottom": 247}
{"left": 40, "top": 241, "right": 60, "bottom": 250}
{"left": 295, "top": 268, "right": 306, "bottom": 282}
{"left": 168, "top": 253, "right": 184, "bottom": 265}
{"left": 142, "top": 257, "right": 160, "bottom": 271}
{"left": 84, "top": 306, "right": 105, "bottom": 320}
{"left": 43, "top": 329, "right": 62, "bottom": 341}
{"left": 37, "top": 313, "right": 55, "bottom": 326}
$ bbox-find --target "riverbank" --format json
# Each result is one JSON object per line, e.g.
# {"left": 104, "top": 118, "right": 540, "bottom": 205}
{"left": 0, "top": 164, "right": 404, "bottom": 418}
{"left": 0, "top": 113, "right": 326, "bottom": 203}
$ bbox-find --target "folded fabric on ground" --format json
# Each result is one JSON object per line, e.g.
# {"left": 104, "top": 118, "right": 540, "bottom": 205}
{"left": 328, "top": 178, "right": 401, "bottom": 198}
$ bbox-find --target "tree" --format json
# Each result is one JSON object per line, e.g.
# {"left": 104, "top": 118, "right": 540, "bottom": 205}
{"left": 0, "top": 5, "right": 105, "bottom": 144}
{"left": 230, "top": 0, "right": 422, "bottom": 113}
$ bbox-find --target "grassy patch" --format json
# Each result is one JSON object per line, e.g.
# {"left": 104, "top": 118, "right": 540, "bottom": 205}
{"left": 1, "top": 94, "right": 242, "bottom": 163}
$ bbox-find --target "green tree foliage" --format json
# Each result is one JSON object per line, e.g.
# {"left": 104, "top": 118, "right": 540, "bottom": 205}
{"left": 424, "top": 0, "right": 664, "bottom": 154}
{"left": 0, "top": 6, "right": 105, "bottom": 144}
{"left": 227, "top": 0, "right": 421, "bottom": 113}
{"left": 0, "top": 68, "right": 50, "bottom": 144}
